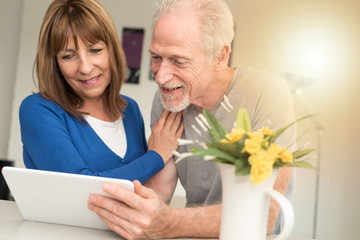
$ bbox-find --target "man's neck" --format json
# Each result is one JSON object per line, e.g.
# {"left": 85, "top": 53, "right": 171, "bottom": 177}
{"left": 193, "top": 67, "right": 235, "bottom": 111}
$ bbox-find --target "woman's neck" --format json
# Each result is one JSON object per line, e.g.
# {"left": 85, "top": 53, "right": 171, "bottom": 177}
{"left": 80, "top": 98, "right": 114, "bottom": 122}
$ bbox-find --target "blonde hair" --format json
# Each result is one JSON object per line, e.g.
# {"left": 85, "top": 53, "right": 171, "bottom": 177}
{"left": 34, "top": 0, "right": 127, "bottom": 121}
{"left": 152, "top": 0, "right": 234, "bottom": 63}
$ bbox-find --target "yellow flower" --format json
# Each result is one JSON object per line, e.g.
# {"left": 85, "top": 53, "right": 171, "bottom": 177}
{"left": 220, "top": 139, "right": 229, "bottom": 143}
{"left": 258, "top": 127, "right": 275, "bottom": 136}
{"left": 267, "top": 143, "right": 283, "bottom": 159}
{"left": 244, "top": 139, "right": 261, "bottom": 154}
{"left": 247, "top": 131, "right": 264, "bottom": 143}
{"left": 280, "top": 148, "right": 293, "bottom": 163}
{"left": 250, "top": 160, "right": 273, "bottom": 184}
{"left": 221, "top": 128, "right": 245, "bottom": 143}
{"left": 248, "top": 150, "right": 275, "bottom": 166}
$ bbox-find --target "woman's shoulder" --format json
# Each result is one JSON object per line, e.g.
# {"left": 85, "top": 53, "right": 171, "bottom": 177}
{"left": 22, "top": 93, "right": 52, "bottom": 105}
{"left": 20, "top": 93, "right": 65, "bottom": 116}
{"left": 121, "top": 94, "right": 140, "bottom": 110}
{"left": 120, "top": 94, "right": 143, "bottom": 121}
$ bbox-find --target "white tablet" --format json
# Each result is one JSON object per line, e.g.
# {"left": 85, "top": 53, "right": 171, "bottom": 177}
{"left": 2, "top": 167, "right": 134, "bottom": 230}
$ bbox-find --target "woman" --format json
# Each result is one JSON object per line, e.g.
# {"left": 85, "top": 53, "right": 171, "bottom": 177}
{"left": 19, "top": 0, "right": 183, "bottom": 185}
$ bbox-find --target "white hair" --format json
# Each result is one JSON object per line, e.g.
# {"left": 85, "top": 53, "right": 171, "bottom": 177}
{"left": 152, "top": 0, "right": 234, "bottom": 63}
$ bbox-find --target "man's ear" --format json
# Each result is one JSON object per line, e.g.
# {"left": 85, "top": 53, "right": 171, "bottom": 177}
{"left": 214, "top": 45, "right": 231, "bottom": 71}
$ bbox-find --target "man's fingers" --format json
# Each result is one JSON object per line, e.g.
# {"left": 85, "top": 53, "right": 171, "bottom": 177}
{"left": 88, "top": 193, "right": 135, "bottom": 220}
{"left": 134, "top": 180, "right": 155, "bottom": 199}
{"left": 101, "top": 183, "right": 145, "bottom": 209}
{"left": 101, "top": 182, "right": 158, "bottom": 212}
{"left": 88, "top": 201, "right": 141, "bottom": 239}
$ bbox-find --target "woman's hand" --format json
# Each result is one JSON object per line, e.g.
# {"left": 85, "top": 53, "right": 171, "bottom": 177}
{"left": 148, "top": 110, "right": 184, "bottom": 164}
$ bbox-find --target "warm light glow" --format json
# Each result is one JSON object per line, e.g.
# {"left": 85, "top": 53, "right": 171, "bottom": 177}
{"left": 296, "top": 89, "right": 303, "bottom": 96}
{"left": 290, "top": 30, "right": 341, "bottom": 80}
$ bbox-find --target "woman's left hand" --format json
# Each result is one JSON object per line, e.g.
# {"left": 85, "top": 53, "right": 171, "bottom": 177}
{"left": 148, "top": 110, "right": 184, "bottom": 164}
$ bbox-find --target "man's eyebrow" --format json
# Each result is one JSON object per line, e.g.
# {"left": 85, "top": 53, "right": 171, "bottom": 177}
{"left": 149, "top": 50, "right": 190, "bottom": 60}
{"left": 149, "top": 50, "right": 158, "bottom": 55}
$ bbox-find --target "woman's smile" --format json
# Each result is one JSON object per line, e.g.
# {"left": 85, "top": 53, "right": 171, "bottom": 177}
{"left": 80, "top": 74, "right": 102, "bottom": 85}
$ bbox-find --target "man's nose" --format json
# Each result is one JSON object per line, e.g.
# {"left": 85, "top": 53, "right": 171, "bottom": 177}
{"left": 155, "top": 62, "right": 174, "bottom": 85}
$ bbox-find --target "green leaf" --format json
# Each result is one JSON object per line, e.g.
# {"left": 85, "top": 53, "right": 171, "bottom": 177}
{"left": 236, "top": 108, "right": 252, "bottom": 131}
{"left": 235, "top": 160, "right": 251, "bottom": 175}
{"left": 274, "top": 160, "right": 316, "bottom": 169}
{"left": 292, "top": 148, "right": 316, "bottom": 159}
{"left": 207, "top": 142, "right": 242, "bottom": 158}
{"left": 203, "top": 108, "right": 227, "bottom": 142}
{"left": 211, "top": 158, "right": 231, "bottom": 164}
{"left": 269, "top": 114, "right": 317, "bottom": 144}
{"left": 261, "top": 135, "right": 272, "bottom": 148}
{"left": 190, "top": 147, "right": 236, "bottom": 163}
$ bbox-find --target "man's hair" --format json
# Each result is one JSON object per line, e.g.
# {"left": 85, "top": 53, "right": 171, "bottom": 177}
{"left": 152, "top": 0, "right": 234, "bottom": 63}
{"left": 34, "top": 0, "right": 127, "bottom": 121}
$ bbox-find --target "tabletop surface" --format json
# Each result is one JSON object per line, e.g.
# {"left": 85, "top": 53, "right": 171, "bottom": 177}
{"left": 0, "top": 200, "right": 314, "bottom": 240}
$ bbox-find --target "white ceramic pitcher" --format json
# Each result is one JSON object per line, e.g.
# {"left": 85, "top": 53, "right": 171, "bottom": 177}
{"left": 219, "top": 163, "right": 294, "bottom": 240}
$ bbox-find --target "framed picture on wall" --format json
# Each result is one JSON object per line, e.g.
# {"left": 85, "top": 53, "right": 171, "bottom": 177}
{"left": 121, "top": 27, "right": 145, "bottom": 84}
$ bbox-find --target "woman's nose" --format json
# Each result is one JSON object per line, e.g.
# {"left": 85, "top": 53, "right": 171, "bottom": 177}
{"left": 78, "top": 55, "right": 93, "bottom": 74}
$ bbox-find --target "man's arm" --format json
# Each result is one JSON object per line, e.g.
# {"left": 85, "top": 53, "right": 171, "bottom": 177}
{"left": 267, "top": 167, "right": 293, "bottom": 234}
{"left": 88, "top": 181, "right": 221, "bottom": 239}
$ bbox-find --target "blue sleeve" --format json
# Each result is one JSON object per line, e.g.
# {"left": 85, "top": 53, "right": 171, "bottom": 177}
{"left": 19, "top": 94, "right": 163, "bottom": 183}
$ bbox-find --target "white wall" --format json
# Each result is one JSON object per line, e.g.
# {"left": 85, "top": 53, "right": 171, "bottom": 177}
{"left": 0, "top": 0, "right": 23, "bottom": 159}
{"left": 2, "top": 0, "right": 360, "bottom": 239}
{"left": 7, "top": 0, "right": 159, "bottom": 168}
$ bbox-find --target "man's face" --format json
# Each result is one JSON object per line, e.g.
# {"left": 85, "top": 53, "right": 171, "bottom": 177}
{"left": 149, "top": 11, "right": 216, "bottom": 112}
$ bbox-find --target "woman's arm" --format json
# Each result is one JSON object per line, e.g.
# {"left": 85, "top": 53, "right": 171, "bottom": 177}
{"left": 144, "top": 158, "right": 178, "bottom": 204}
{"left": 19, "top": 95, "right": 177, "bottom": 183}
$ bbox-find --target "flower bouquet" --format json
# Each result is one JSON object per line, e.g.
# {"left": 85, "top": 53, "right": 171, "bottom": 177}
{"left": 174, "top": 97, "right": 317, "bottom": 239}
{"left": 174, "top": 97, "right": 316, "bottom": 184}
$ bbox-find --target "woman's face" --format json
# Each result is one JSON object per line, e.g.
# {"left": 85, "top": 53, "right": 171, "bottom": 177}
{"left": 56, "top": 36, "right": 111, "bottom": 105}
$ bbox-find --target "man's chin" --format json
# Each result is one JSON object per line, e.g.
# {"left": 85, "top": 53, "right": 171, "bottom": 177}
{"left": 160, "top": 99, "right": 189, "bottom": 113}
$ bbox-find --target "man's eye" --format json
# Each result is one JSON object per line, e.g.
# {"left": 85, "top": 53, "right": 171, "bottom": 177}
{"left": 173, "top": 59, "right": 186, "bottom": 66}
{"left": 151, "top": 55, "right": 162, "bottom": 63}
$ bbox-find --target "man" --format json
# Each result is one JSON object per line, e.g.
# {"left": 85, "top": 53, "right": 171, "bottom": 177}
{"left": 88, "top": 0, "right": 296, "bottom": 239}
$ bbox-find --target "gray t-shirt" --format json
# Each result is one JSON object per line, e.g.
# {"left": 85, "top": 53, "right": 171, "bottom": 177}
{"left": 150, "top": 66, "right": 297, "bottom": 232}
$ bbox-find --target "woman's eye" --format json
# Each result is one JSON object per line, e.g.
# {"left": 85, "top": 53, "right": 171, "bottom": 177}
{"left": 90, "top": 48, "right": 102, "bottom": 54}
{"left": 62, "top": 54, "right": 73, "bottom": 60}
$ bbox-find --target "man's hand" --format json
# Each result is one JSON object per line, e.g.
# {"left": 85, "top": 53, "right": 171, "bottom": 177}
{"left": 88, "top": 181, "right": 176, "bottom": 239}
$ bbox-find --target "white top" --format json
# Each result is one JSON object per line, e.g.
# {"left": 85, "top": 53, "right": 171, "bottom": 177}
{"left": 84, "top": 115, "right": 127, "bottom": 158}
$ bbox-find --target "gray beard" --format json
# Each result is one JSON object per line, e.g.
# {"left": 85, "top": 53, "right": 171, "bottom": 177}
{"left": 160, "top": 93, "right": 190, "bottom": 112}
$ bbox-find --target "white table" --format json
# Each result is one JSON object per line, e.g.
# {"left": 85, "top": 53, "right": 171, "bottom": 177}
{"left": 0, "top": 200, "right": 313, "bottom": 240}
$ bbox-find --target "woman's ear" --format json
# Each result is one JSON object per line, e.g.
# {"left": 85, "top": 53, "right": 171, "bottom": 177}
{"left": 214, "top": 45, "right": 231, "bottom": 71}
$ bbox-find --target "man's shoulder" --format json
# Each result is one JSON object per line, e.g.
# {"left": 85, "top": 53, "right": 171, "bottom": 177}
{"left": 235, "top": 66, "right": 285, "bottom": 84}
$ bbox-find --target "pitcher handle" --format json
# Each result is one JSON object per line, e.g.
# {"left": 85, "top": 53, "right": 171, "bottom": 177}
{"left": 265, "top": 189, "right": 294, "bottom": 240}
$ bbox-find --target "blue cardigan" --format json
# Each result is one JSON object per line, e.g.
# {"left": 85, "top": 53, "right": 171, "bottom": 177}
{"left": 19, "top": 93, "right": 163, "bottom": 183}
